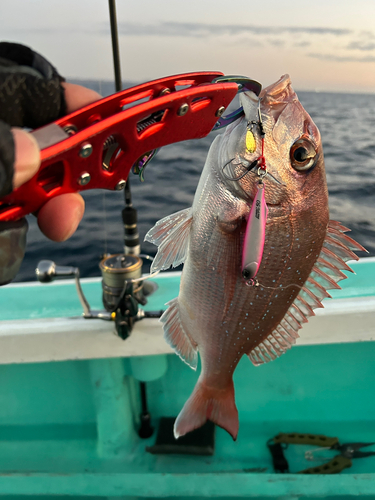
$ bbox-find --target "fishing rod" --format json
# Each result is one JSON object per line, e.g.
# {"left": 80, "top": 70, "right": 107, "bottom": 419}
{"left": 108, "top": 0, "right": 122, "bottom": 93}
{"left": 108, "top": 0, "right": 140, "bottom": 256}
{"left": 108, "top": 0, "right": 153, "bottom": 439}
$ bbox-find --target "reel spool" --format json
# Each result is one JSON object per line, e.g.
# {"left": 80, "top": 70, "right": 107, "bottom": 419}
{"left": 100, "top": 253, "right": 146, "bottom": 312}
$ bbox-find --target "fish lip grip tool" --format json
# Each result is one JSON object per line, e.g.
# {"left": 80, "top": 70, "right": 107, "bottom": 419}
{"left": 0, "top": 72, "right": 244, "bottom": 222}
{"left": 268, "top": 433, "right": 375, "bottom": 474}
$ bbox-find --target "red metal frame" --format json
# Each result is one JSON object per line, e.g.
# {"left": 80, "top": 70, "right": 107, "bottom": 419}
{"left": 0, "top": 72, "right": 238, "bottom": 221}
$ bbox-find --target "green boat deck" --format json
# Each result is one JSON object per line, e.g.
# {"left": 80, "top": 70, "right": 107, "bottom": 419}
{"left": 0, "top": 259, "right": 374, "bottom": 498}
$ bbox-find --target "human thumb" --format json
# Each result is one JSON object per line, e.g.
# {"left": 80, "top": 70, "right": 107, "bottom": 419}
{"left": 12, "top": 128, "right": 40, "bottom": 189}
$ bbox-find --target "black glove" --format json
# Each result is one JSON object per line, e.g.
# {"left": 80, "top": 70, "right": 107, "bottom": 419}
{"left": 0, "top": 119, "right": 14, "bottom": 198}
{"left": 0, "top": 42, "right": 67, "bottom": 285}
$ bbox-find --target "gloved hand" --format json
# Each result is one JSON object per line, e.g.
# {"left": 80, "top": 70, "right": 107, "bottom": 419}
{"left": 0, "top": 42, "right": 101, "bottom": 285}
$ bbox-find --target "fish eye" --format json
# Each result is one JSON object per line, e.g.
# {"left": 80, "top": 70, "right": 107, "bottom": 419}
{"left": 290, "top": 138, "right": 317, "bottom": 171}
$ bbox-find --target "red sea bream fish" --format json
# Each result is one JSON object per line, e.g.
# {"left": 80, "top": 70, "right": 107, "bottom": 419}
{"left": 145, "top": 74, "right": 366, "bottom": 440}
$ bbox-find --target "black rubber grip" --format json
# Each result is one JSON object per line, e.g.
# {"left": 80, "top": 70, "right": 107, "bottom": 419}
{"left": 122, "top": 206, "right": 138, "bottom": 226}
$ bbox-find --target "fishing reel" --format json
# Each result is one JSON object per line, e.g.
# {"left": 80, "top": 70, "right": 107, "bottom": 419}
{"left": 35, "top": 252, "right": 162, "bottom": 340}
{"left": 99, "top": 252, "right": 161, "bottom": 339}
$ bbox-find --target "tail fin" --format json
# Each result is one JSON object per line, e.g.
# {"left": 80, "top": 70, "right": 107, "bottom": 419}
{"left": 174, "top": 378, "right": 239, "bottom": 440}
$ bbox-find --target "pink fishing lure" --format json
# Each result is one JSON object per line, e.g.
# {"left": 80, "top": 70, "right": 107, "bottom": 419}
{"left": 241, "top": 182, "right": 268, "bottom": 281}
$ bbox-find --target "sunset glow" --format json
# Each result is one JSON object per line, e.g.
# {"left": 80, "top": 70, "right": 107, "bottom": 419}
{"left": 1, "top": 0, "right": 374, "bottom": 93}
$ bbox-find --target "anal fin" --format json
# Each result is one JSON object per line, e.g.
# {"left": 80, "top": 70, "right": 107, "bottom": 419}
{"left": 248, "top": 329, "right": 293, "bottom": 366}
{"left": 160, "top": 298, "right": 198, "bottom": 370}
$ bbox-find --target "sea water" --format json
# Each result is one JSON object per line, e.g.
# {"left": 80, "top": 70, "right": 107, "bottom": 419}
{"left": 15, "top": 81, "right": 375, "bottom": 281}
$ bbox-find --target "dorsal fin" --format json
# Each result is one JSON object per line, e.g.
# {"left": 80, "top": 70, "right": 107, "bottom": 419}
{"left": 248, "top": 220, "right": 366, "bottom": 366}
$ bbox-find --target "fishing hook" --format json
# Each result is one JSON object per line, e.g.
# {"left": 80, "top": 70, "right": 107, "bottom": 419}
{"left": 257, "top": 99, "right": 265, "bottom": 137}
{"left": 221, "top": 157, "right": 283, "bottom": 185}
{"left": 221, "top": 157, "right": 259, "bottom": 181}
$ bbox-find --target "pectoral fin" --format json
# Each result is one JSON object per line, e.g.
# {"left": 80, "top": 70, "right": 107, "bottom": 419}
{"left": 145, "top": 208, "right": 193, "bottom": 273}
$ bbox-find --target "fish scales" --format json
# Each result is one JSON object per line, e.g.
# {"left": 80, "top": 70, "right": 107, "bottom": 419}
{"left": 182, "top": 158, "right": 326, "bottom": 375}
{"left": 145, "top": 74, "right": 366, "bottom": 440}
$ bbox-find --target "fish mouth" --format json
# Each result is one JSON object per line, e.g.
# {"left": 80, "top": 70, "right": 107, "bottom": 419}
{"left": 261, "top": 74, "right": 292, "bottom": 100}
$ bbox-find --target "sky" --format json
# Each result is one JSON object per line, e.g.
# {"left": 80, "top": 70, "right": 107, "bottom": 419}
{"left": 1, "top": 0, "right": 375, "bottom": 93}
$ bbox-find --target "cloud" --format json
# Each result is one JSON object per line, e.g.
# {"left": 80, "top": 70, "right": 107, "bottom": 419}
{"left": 115, "top": 21, "right": 352, "bottom": 38}
{"left": 267, "top": 38, "right": 286, "bottom": 47}
{"left": 309, "top": 52, "right": 375, "bottom": 63}
{"left": 359, "top": 30, "right": 375, "bottom": 40}
{"left": 3, "top": 26, "right": 92, "bottom": 36}
{"left": 225, "top": 36, "right": 264, "bottom": 47}
{"left": 347, "top": 40, "right": 375, "bottom": 51}
{"left": 293, "top": 40, "right": 311, "bottom": 48}
{"left": 113, "top": 21, "right": 375, "bottom": 66}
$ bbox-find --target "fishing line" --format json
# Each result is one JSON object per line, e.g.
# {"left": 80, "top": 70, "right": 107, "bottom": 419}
{"left": 131, "top": 254, "right": 160, "bottom": 283}
{"left": 102, "top": 191, "right": 108, "bottom": 257}
{"left": 97, "top": 73, "right": 108, "bottom": 257}
{"left": 245, "top": 278, "right": 304, "bottom": 292}
{"left": 97, "top": 70, "right": 108, "bottom": 257}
